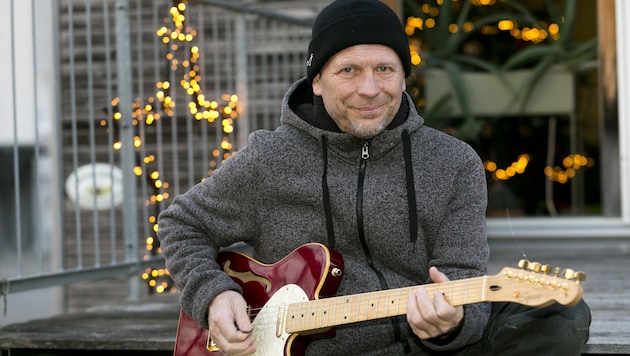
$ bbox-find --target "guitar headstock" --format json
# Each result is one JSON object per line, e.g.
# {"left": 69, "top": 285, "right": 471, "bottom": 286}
{"left": 485, "top": 260, "right": 585, "bottom": 307}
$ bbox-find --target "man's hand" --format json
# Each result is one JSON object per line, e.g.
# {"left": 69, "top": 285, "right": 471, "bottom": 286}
{"left": 208, "top": 290, "right": 256, "bottom": 355}
{"left": 406, "top": 267, "right": 464, "bottom": 341}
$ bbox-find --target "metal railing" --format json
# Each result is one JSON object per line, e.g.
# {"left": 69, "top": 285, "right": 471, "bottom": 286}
{"left": 1, "top": 0, "right": 325, "bottom": 309}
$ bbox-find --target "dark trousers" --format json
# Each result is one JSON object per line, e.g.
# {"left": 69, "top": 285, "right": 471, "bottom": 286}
{"left": 453, "top": 299, "right": 592, "bottom": 355}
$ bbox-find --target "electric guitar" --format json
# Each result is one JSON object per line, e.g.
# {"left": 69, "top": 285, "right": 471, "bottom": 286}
{"left": 173, "top": 243, "right": 585, "bottom": 355}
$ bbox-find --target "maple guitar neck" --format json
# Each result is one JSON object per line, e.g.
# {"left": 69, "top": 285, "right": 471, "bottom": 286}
{"left": 284, "top": 277, "right": 484, "bottom": 333}
{"left": 284, "top": 268, "right": 583, "bottom": 334}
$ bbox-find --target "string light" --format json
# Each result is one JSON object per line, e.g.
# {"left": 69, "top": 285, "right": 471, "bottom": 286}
{"left": 484, "top": 154, "right": 530, "bottom": 181}
{"left": 102, "top": 0, "right": 239, "bottom": 294}
{"left": 405, "top": 1, "right": 561, "bottom": 69}
{"left": 485, "top": 153, "right": 594, "bottom": 184}
{"left": 545, "top": 154, "right": 594, "bottom": 184}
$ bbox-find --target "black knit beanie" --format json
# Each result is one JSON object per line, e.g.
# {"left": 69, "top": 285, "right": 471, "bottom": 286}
{"left": 306, "top": 0, "right": 411, "bottom": 83}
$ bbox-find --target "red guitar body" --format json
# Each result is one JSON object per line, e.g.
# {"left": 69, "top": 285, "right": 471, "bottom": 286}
{"left": 173, "top": 243, "right": 344, "bottom": 356}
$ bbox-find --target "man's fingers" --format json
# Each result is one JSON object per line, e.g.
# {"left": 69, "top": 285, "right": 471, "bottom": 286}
{"left": 407, "top": 280, "right": 465, "bottom": 340}
{"left": 234, "top": 307, "right": 253, "bottom": 334}
{"left": 407, "top": 287, "right": 441, "bottom": 339}
{"left": 429, "top": 266, "right": 450, "bottom": 283}
{"left": 208, "top": 291, "right": 256, "bottom": 355}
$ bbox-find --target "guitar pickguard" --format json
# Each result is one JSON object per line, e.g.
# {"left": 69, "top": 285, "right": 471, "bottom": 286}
{"left": 249, "top": 284, "right": 309, "bottom": 355}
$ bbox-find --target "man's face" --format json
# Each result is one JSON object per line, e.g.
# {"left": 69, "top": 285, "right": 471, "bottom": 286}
{"left": 312, "top": 44, "right": 406, "bottom": 139}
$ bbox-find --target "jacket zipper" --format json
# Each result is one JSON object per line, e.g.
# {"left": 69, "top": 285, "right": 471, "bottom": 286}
{"left": 356, "top": 140, "right": 407, "bottom": 350}
{"left": 356, "top": 141, "right": 371, "bottom": 266}
{"left": 361, "top": 141, "right": 370, "bottom": 160}
{"left": 356, "top": 140, "right": 380, "bottom": 275}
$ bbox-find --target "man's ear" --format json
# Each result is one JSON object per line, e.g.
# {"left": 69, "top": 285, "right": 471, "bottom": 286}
{"left": 312, "top": 74, "right": 322, "bottom": 96}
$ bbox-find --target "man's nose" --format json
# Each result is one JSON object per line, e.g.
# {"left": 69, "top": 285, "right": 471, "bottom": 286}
{"left": 356, "top": 72, "right": 380, "bottom": 96}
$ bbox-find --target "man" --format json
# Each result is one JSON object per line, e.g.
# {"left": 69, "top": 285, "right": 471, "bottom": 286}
{"left": 157, "top": 1, "right": 590, "bottom": 355}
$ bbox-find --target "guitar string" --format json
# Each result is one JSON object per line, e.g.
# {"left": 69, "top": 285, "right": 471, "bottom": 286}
{"left": 240, "top": 274, "right": 572, "bottom": 331}
{"left": 243, "top": 285, "right": 458, "bottom": 330}
{"left": 506, "top": 208, "right": 528, "bottom": 260}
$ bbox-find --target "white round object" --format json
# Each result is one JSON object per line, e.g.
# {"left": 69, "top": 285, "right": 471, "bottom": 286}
{"left": 65, "top": 163, "right": 124, "bottom": 210}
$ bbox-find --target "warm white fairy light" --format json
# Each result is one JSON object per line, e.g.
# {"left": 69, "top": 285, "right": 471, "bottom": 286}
{"left": 101, "top": 0, "right": 239, "bottom": 293}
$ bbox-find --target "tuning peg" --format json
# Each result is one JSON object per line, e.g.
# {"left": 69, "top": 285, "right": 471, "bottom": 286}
{"left": 528, "top": 261, "right": 542, "bottom": 272}
{"left": 563, "top": 269, "right": 586, "bottom": 283}
{"left": 553, "top": 266, "right": 561, "bottom": 277}
{"left": 518, "top": 259, "right": 530, "bottom": 269}
{"left": 540, "top": 264, "right": 552, "bottom": 275}
{"left": 573, "top": 271, "right": 587, "bottom": 283}
{"left": 562, "top": 268, "right": 576, "bottom": 280}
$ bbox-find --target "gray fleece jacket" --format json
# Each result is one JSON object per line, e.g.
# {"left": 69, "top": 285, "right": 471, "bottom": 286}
{"left": 157, "top": 78, "right": 490, "bottom": 355}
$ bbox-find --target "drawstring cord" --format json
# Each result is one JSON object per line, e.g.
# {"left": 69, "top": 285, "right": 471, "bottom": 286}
{"left": 321, "top": 135, "right": 336, "bottom": 248}
{"left": 402, "top": 130, "right": 418, "bottom": 244}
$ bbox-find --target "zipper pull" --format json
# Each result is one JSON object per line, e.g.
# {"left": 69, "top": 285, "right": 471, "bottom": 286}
{"left": 361, "top": 142, "right": 370, "bottom": 160}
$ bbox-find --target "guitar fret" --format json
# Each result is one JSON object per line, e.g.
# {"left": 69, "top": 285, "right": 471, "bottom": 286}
{"left": 316, "top": 294, "right": 326, "bottom": 331}
{"left": 357, "top": 295, "right": 361, "bottom": 324}
{"left": 465, "top": 278, "right": 469, "bottom": 304}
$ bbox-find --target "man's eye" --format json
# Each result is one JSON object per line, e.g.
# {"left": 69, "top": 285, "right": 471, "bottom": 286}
{"left": 341, "top": 67, "right": 353, "bottom": 73}
{"left": 378, "top": 66, "right": 391, "bottom": 72}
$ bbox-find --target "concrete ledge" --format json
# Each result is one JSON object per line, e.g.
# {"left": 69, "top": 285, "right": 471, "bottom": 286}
{"left": 0, "top": 298, "right": 179, "bottom": 353}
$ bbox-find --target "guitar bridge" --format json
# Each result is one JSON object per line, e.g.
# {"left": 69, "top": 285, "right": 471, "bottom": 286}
{"left": 276, "top": 304, "right": 285, "bottom": 338}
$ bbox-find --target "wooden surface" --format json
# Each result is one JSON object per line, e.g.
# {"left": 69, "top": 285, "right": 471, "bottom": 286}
{"left": 1, "top": 244, "right": 629, "bottom": 355}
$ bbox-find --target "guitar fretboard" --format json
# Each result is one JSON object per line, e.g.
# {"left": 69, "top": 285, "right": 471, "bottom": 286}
{"left": 284, "top": 276, "right": 486, "bottom": 333}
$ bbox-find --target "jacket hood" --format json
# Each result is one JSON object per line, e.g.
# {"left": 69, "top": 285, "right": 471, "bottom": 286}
{"left": 279, "top": 78, "right": 425, "bottom": 247}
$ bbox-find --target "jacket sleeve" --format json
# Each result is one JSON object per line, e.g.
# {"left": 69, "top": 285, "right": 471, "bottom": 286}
{"left": 422, "top": 142, "right": 491, "bottom": 351}
{"left": 157, "top": 146, "right": 260, "bottom": 329}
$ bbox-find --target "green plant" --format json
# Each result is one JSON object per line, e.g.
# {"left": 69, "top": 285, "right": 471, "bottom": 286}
{"left": 403, "top": 0, "right": 596, "bottom": 141}
{"left": 404, "top": 0, "right": 537, "bottom": 140}
{"left": 500, "top": 0, "right": 597, "bottom": 111}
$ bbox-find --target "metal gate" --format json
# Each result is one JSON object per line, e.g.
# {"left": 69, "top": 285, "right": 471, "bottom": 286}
{"left": 1, "top": 0, "right": 326, "bottom": 317}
